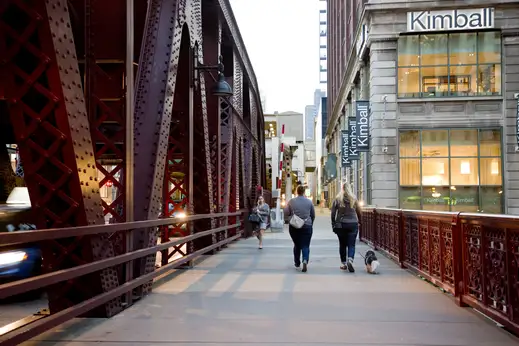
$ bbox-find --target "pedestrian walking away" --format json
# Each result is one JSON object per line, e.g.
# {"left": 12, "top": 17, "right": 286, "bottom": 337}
{"left": 284, "top": 185, "right": 315, "bottom": 272}
{"left": 331, "top": 182, "right": 362, "bottom": 273}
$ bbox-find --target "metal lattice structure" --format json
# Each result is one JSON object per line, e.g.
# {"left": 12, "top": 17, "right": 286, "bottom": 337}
{"left": 0, "top": 0, "right": 266, "bottom": 319}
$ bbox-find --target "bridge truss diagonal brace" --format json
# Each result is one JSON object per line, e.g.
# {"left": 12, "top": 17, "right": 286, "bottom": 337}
{"left": 44, "top": 0, "right": 122, "bottom": 316}
{"left": 132, "top": 0, "right": 181, "bottom": 295}
{"left": 1, "top": 0, "right": 122, "bottom": 316}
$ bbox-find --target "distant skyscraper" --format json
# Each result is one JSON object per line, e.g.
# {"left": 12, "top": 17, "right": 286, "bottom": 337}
{"left": 260, "top": 90, "right": 267, "bottom": 111}
{"left": 304, "top": 105, "right": 316, "bottom": 141}
{"left": 304, "top": 89, "right": 325, "bottom": 141}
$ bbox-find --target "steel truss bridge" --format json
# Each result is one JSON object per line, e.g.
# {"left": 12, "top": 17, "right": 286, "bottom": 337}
{"left": 0, "top": 0, "right": 267, "bottom": 343}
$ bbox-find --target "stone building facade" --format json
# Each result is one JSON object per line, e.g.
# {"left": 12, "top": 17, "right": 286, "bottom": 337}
{"left": 325, "top": 0, "right": 519, "bottom": 214}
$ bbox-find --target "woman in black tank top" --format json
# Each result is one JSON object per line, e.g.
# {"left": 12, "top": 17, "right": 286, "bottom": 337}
{"left": 330, "top": 183, "right": 362, "bottom": 272}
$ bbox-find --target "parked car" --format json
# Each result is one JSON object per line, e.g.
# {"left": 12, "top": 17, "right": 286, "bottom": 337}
{"left": 0, "top": 187, "right": 42, "bottom": 289}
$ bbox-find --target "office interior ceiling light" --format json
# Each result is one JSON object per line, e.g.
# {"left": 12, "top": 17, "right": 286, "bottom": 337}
{"left": 491, "top": 160, "right": 499, "bottom": 175}
{"left": 461, "top": 161, "right": 471, "bottom": 175}
{"left": 438, "top": 162, "right": 445, "bottom": 175}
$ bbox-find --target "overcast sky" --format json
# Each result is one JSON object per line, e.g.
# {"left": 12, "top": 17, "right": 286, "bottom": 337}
{"left": 229, "top": 0, "right": 321, "bottom": 114}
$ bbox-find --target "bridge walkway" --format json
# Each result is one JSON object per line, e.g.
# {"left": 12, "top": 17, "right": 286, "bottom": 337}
{"left": 23, "top": 216, "right": 519, "bottom": 346}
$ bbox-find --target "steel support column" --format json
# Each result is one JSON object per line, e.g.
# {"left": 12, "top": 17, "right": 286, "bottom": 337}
{"left": 132, "top": 0, "right": 213, "bottom": 295}
{"left": 124, "top": 0, "right": 135, "bottom": 305}
{"left": 202, "top": 0, "right": 222, "bottom": 250}
{"left": 220, "top": 99, "right": 234, "bottom": 234}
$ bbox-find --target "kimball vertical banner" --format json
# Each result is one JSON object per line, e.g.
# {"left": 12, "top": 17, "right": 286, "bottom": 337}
{"left": 348, "top": 117, "right": 359, "bottom": 160}
{"left": 341, "top": 130, "right": 350, "bottom": 167}
{"left": 355, "top": 100, "right": 370, "bottom": 152}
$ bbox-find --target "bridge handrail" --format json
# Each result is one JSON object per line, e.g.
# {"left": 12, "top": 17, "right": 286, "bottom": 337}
{"left": 0, "top": 210, "right": 248, "bottom": 345}
{"left": 0, "top": 212, "right": 242, "bottom": 245}
{"left": 360, "top": 207, "right": 519, "bottom": 336}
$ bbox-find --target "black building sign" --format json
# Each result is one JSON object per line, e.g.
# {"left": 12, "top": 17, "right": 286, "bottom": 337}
{"left": 327, "top": 154, "right": 338, "bottom": 179}
{"left": 321, "top": 96, "right": 328, "bottom": 139}
{"left": 355, "top": 100, "right": 370, "bottom": 152}
{"left": 348, "top": 117, "right": 359, "bottom": 160}
{"left": 341, "top": 130, "right": 350, "bottom": 167}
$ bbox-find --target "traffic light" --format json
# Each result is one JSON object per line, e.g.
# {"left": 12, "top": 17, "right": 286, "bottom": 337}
{"left": 285, "top": 155, "right": 291, "bottom": 174}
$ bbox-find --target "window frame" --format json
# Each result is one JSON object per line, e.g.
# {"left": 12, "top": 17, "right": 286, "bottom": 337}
{"left": 397, "top": 31, "right": 503, "bottom": 99}
{"left": 398, "top": 128, "right": 504, "bottom": 213}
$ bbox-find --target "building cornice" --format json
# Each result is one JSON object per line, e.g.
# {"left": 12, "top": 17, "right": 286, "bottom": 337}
{"left": 365, "top": 0, "right": 519, "bottom": 12}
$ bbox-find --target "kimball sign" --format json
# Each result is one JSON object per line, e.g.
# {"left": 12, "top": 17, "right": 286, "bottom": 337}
{"left": 348, "top": 117, "right": 359, "bottom": 161}
{"left": 407, "top": 8, "right": 494, "bottom": 32}
{"left": 341, "top": 130, "right": 350, "bottom": 168}
{"left": 355, "top": 100, "right": 370, "bottom": 152}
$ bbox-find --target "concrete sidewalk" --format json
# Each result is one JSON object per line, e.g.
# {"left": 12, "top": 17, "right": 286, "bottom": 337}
{"left": 25, "top": 216, "right": 519, "bottom": 345}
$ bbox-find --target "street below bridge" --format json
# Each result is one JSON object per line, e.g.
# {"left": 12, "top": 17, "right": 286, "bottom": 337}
{"left": 20, "top": 213, "right": 519, "bottom": 345}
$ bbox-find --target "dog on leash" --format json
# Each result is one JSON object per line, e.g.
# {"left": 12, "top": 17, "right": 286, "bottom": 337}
{"left": 364, "top": 250, "right": 380, "bottom": 274}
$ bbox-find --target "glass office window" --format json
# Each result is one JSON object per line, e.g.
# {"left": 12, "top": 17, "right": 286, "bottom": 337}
{"left": 398, "top": 129, "right": 503, "bottom": 213}
{"left": 400, "top": 186, "right": 421, "bottom": 210}
{"left": 420, "top": 34, "right": 448, "bottom": 65}
{"left": 397, "top": 31, "right": 501, "bottom": 98}
{"left": 399, "top": 130, "right": 420, "bottom": 157}
{"left": 422, "top": 129, "right": 449, "bottom": 157}
{"left": 398, "top": 35, "right": 420, "bottom": 66}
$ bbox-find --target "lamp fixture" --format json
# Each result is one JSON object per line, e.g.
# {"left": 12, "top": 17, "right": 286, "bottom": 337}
{"left": 461, "top": 161, "right": 471, "bottom": 175}
{"left": 438, "top": 162, "right": 445, "bottom": 175}
{"left": 491, "top": 160, "right": 499, "bottom": 175}
{"left": 192, "top": 43, "right": 233, "bottom": 97}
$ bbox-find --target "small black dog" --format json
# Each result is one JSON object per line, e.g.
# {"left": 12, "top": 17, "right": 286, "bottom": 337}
{"left": 364, "top": 250, "right": 380, "bottom": 274}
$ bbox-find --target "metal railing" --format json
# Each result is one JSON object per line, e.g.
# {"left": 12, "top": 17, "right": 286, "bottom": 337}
{"left": 360, "top": 207, "right": 519, "bottom": 335}
{"left": 0, "top": 210, "right": 247, "bottom": 345}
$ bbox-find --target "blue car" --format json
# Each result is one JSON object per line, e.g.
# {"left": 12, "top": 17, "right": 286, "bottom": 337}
{"left": 0, "top": 246, "right": 42, "bottom": 285}
{"left": 0, "top": 188, "right": 42, "bottom": 289}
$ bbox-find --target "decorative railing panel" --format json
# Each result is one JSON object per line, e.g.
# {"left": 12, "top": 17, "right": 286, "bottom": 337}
{"left": 360, "top": 208, "right": 519, "bottom": 335}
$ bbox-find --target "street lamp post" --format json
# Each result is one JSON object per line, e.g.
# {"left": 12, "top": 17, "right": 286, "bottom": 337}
{"left": 189, "top": 43, "right": 234, "bottom": 217}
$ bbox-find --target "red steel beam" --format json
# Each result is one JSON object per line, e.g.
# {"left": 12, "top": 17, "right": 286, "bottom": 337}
{"left": 0, "top": 0, "right": 121, "bottom": 316}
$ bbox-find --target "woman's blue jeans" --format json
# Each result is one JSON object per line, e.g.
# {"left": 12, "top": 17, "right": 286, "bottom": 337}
{"left": 334, "top": 223, "right": 358, "bottom": 263}
{"left": 288, "top": 225, "right": 313, "bottom": 266}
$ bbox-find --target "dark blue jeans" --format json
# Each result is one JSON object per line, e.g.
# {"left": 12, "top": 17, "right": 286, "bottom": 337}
{"left": 289, "top": 225, "right": 313, "bottom": 266}
{"left": 334, "top": 223, "right": 358, "bottom": 263}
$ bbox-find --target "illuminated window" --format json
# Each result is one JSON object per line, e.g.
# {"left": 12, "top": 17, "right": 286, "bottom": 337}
{"left": 399, "top": 129, "right": 503, "bottom": 213}
{"left": 397, "top": 32, "right": 501, "bottom": 98}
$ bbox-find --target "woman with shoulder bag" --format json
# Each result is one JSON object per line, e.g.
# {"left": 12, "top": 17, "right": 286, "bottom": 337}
{"left": 284, "top": 185, "right": 315, "bottom": 272}
{"left": 252, "top": 196, "right": 270, "bottom": 249}
{"left": 331, "top": 183, "right": 362, "bottom": 272}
